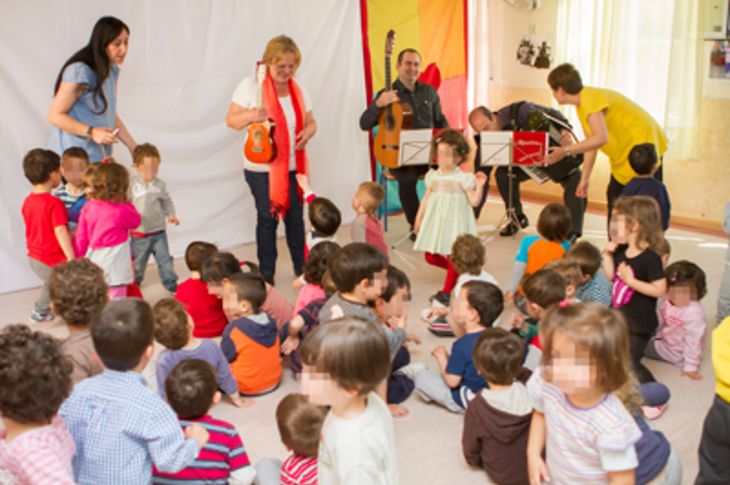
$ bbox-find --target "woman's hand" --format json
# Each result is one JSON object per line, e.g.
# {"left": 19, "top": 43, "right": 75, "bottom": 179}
{"left": 91, "top": 126, "right": 118, "bottom": 145}
{"left": 251, "top": 107, "right": 268, "bottom": 123}
{"left": 295, "top": 125, "right": 314, "bottom": 150}
{"left": 576, "top": 173, "right": 590, "bottom": 198}
{"left": 544, "top": 145, "right": 565, "bottom": 166}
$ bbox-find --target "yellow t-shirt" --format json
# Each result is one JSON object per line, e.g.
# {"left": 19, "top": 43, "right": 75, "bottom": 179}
{"left": 714, "top": 317, "right": 730, "bottom": 404}
{"left": 577, "top": 86, "right": 667, "bottom": 185}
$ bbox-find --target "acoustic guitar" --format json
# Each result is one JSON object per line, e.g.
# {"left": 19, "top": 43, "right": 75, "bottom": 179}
{"left": 373, "top": 30, "right": 412, "bottom": 169}
{"left": 244, "top": 62, "right": 276, "bottom": 163}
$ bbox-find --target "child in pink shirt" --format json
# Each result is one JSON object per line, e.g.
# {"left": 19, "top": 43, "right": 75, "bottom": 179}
{"left": 645, "top": 260, "right": 708, "bottom": 380}
{"left": 74, "top": 161, "right": 141, "bottom": 299}
{"left": 293, "top": 241, "right": 341, "bottom": 316}
{"left": 351, "top": 181, "right": 388, "bottom": 257}
{"left": 0, "top": 325, "right": 75, "bottom": 484}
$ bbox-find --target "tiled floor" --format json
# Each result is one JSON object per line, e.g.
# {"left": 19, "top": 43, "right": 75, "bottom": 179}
{"left": 1, "top": 196, "right": 726, "bottom": 484}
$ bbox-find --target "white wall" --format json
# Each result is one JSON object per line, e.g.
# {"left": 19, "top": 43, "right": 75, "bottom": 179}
{"left": 0, "top": 0, "right": 370, "bottom": 294}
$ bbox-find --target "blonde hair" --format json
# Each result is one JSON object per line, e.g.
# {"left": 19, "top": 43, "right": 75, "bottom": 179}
{"left": 356, "top": 182, "right": 385, "bottom": 215}
{"left": 541, "top": 302, "right": 632, "bottom": 394}
{"left": 262, "top": 35, "right": 302, "bottom": 69}
{"left": 613, "top": 196, "right": 663, "bottom": 252}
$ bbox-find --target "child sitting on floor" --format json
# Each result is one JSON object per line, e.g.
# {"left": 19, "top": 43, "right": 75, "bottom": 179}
{"left": 254, "top": 393, "right": 326, "bottom": 485}
{"left": 646, "top": 260, "right": 708, "bottom": 381}
{"left": 300, "top": 319, "right": 398, "bottom": 483}
{"left": 424, "top": 233, "right": 498, "bottom": 336}
{"left": 318, "top": 242, "right": 388, "bottom": 326}
{"left": 153, "top": 298, "right": 248, "bottom": 407}
{"left": 293, "top": 241, "right": 341, "bottom": 315}
{"left": 462, "top": 327, "right": 533, "bottom": 485}
{"left": 370, "top": 265, "right": 422, "bottom": 417}
{"left": 351, "top": 181, "right": 388, "bottom": 257}
{"left": 49, "top": 258, "right": 107, "bottom": 385}
{"left": 413, "top": 281, "right": 504, "bottom": 413}
{"left": 176, "top": 241, "right": 228, "bottom": 338}
{"left": 153, "top": 359, "right": 255, "bottom": 484}
{"left": 200, "top": 251, "right": 294, "bottom": 329}
{"left": 0, "top": 324, "right": 75, "bottom": 484}
{"left": 60, "top": 299, "right": 209, "bottom": 484}
{"left": 545, "top": 258, "right": 583, "bottom": 302}
{"left": 504, "top": 203, "right": 572, "bottom": 306}
{"left": 221, "top": 273, "right": 282, "bottom": 397}
{"left": 566, "top": 240, "right": 612, "bottom": 307}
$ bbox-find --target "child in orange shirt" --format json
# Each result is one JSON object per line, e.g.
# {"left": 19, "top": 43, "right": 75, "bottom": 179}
{"left": 221, "top": 273, "right": 281, "bottom": 396}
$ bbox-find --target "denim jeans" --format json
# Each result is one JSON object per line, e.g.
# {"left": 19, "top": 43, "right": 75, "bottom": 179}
{"left": 244, "top": 170, "right": 305, "bottom": 280}
{"left": 132, "top": 231, "right": 178, "bottom": 292}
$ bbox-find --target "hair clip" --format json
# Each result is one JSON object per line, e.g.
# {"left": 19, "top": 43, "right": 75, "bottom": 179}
{"left": 100, "top": 157, "right": 111, "bottom": 164}
{"left": 559, "top": 299, "right": 570, "bottom": 308}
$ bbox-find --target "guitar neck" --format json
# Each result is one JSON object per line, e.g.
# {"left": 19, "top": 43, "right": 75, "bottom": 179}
{"left": 384, "top": 54, "right": 392, "bottom": 91}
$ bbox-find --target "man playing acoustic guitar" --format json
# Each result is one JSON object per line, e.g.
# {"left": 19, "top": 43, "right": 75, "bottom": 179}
{"left": 359, "top": 48, "right": 449, "bottom": 240}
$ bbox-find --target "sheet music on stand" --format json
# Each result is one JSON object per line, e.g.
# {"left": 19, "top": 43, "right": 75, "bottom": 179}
{"left": 478, "top": 131, "right": 512, "bottom": 167}
{"left": 399, "top": 129, "right": 435, "bottom": 166}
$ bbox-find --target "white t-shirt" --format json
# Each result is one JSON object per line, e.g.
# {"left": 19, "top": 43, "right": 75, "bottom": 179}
{"left": 230, "top": 76, "right": 312, "bottom": 172}
{"left": 453, "top": 270, "right": 498, "bottom": 298}
{"left": 318, "top": 392, "right": 398, "bottom": 485}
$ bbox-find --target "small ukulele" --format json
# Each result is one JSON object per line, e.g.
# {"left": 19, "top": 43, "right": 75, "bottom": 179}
{"left": 373, "top": 30, "right": 412, "bottom": 169}
{"left": 244, "top": 62, "right": 276, "bottom": 163}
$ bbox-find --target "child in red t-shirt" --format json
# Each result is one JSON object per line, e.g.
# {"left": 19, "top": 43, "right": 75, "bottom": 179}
{"left": 21, "top": 149, "right": 74, "bottom": 323}
{"left": 176, "top": 241, "right": 228, "bottom": 338}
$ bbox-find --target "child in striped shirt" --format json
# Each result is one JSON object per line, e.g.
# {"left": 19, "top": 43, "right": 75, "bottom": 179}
{"left": 253, "top": 393, "right": 326, "bottom": 485}
{"left": 52, "top": 147, "right": 89, "bottom": 231}
{"left": 0, "top": 324, "right": 75, "bottom": 484}
{"left": 527, "top": 302, "right": 642, "bottom": 485}
{"left": 153, "top": 359, "right": 255, "bottom": 484}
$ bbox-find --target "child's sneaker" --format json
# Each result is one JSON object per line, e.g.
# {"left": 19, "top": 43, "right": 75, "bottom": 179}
{"left": 394, "top": 361, "right": 426, "bottom": 381}
{"left": 427, "top": 316, "right": 454, "bottom": 337}
{"left": 29, "top": 310, "right": 54, "bottom": 324}
{"left": 429, "top": 290, "right": 450, "bottom": 307}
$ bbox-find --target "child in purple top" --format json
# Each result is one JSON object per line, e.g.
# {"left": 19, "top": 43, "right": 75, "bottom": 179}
{"left": 152, "top": 298, "right": 250, "bottom": 408}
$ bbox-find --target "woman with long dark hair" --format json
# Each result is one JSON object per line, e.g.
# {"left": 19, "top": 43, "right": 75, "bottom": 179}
{"left": 47, "top": 16, "right": 137, "bottom": 162}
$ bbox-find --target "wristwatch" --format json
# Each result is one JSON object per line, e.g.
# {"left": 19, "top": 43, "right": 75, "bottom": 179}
{"left": 84, "top": 125, "right": 93, "bottom": 139}
{"left": 564, "top": 147, "right": 573, "bottom": 158}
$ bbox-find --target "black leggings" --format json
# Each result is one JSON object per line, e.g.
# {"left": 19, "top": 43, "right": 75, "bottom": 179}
{"left": 629, "top": 332, "right": 656, "bottom": 384}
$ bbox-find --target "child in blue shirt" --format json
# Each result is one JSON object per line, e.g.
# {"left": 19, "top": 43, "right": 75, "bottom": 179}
{"left": 567, "top": 240, "right": 613, "bottom": 307}
{"left": 622, "top": 143, "right": 671, "bottom": 230}
{"left": 413, "top": 281, "right": 504, "bottom": 412}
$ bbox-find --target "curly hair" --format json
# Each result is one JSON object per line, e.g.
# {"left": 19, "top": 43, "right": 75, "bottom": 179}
{"left": 49, "top": 259, "right": 108, "bottom": 327}
{"left": 153, "top": 298, "right": 191, "bottom": 350}
{"left": 0, "top": 324, "right": 72, "bottom": 423}
{"left": 86, "top": 161, "right": 129, "bottom": 202}
{"left": 450, "top": 234, "right": 485, "bottom": 275}
{"left": 302, "top": 241, "right": 341, "bottom": 285}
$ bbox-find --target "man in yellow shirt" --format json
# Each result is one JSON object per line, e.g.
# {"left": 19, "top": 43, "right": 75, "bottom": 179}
{"left": 544, "top": 63, "right": 667, "bottom": 221}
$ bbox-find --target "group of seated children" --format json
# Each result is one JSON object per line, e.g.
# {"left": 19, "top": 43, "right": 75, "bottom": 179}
{"left": 5, "top": 131, "right": 729, "bottom": 485}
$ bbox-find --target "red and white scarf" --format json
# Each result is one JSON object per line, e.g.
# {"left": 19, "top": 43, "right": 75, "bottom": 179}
{"left": 261, "top": 73, "right": 308, "bottom": 218}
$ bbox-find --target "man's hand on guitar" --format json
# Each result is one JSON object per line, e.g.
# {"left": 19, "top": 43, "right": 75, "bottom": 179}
{"left": 375, "top": 90, "right": 399, "bottom": 108}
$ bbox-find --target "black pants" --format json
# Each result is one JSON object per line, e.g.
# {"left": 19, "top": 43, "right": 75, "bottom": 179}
{"left": 388, "top": 346, "right": 415, "bottom": 404}
{"left": 244, "top": 170, "right": 305, "bottom": 279}
{"left": 629, "top": 332, "right": 656, "bottom": 383}
{"left": 696, "top": 395, "right": 730, "bottom": 484}
{"left": 391, "top": 165, "right": 430, "bottom": 228}
{"left": 606, "top": 165, "right": 664, "bottom": 224}
{"left": 494, "top": 166, "right": 586, "bottom": 237}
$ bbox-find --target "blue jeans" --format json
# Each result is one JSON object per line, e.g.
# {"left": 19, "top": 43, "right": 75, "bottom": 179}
{"left": 244, "top": 170, "right": 305, "bottom": 280}
{"left": 132, "top": 231, "right": 178, "bottom": 292}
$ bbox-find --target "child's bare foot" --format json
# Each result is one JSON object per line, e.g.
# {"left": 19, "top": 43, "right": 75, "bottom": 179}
{"left": 388, "top": 403, "right": 410, "bottom": 417}
{"left": 230, "top": 394, "right": 254, "bottom": 408}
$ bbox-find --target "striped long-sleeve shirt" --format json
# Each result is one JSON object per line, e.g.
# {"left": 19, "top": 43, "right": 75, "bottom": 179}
{"left": 153, "top": 415, "right": 255, "bottom": 484}
{"left": 0, "top": 416, "right": 76, "bottom": 485}
{"left": 282, "top": 453, "right": 318, "bottom": 485}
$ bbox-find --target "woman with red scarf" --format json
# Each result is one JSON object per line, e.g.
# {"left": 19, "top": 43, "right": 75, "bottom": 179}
{"left": 226, "top": 36, "right": 317, "bottom": 285}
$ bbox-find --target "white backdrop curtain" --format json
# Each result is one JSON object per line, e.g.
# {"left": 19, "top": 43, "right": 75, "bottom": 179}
{"left": 0, "top": 0, "right": 370, "bottom": 294}
{"left": 555, "top": 0, "right": 700, "bottom": 160}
